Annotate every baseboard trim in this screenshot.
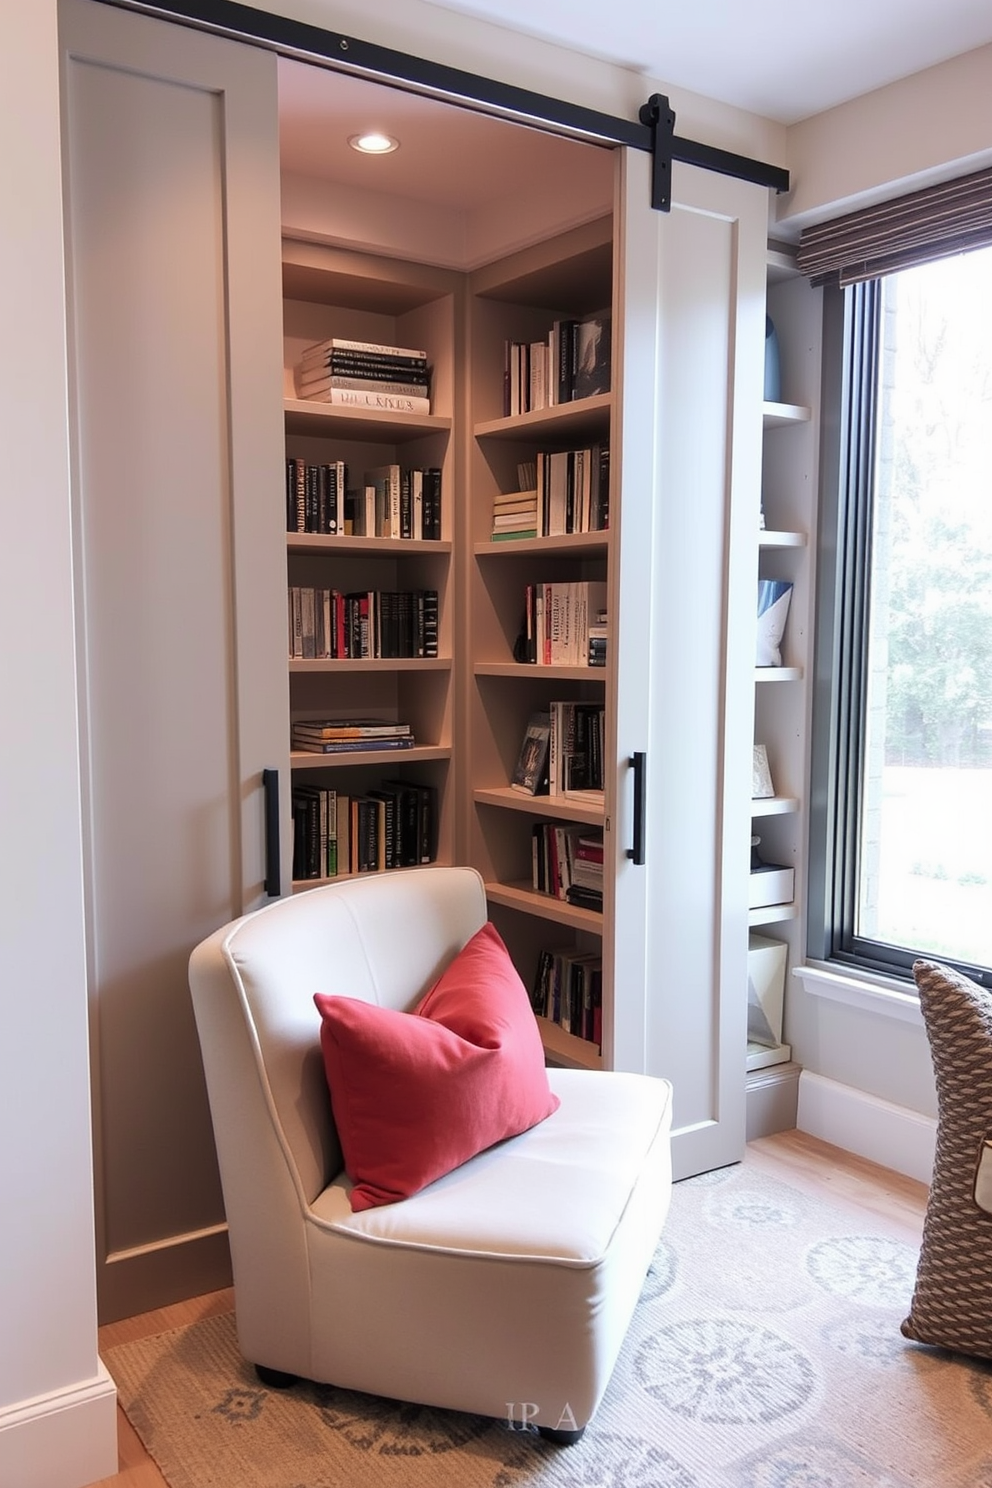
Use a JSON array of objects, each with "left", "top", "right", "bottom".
[
  {"left": 0, "top": 1363, "right": 118, "bottom": 1488},
  {"left": 746, "top": 1059, "right": 801, "bottom": 1141},
  {"left": 99, "top": 1222, "right": 232, "bottom": 1324},
  {"left": 797, "top": 1070, "right": 936, "bottom": 1184}
]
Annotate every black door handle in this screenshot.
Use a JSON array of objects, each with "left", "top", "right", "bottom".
[
  {"left": 262, "top": 768, "right": 280, "bottom": 897},
  {"left": 627, "top": 752, "right": 646, "bottom": 865}
]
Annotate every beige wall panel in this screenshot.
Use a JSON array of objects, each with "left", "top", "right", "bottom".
[{"left": 61, "top": 0, "right": 287, "bottom": 1319}]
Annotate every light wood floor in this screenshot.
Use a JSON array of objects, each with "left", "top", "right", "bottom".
[{"left": 86, "top": 1131, "right": 929, "bottom": 1488}]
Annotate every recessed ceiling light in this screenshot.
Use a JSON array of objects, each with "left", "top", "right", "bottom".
[{"left": 348, "top": 132, "right": 399, "bottom": 155}]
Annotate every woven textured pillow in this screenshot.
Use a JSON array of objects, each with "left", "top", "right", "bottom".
[{"left": 901, "top": 959, "right": 992, "bottom": 1357}]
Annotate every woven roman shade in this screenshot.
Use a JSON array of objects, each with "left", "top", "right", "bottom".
[{"left": 796, "top": 164, "right": 992, "bottom": 285}]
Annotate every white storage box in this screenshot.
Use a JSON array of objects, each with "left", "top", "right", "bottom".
[
  {"left": 748, "top": 864, "right": 794, "bottom": 909},
  {"left": 747, "top": 932, "right": 788, "bottom": 1047}
]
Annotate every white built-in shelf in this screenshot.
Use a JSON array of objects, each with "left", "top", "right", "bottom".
[
  {"left": 754, "top": 666, "right": 803, "bottom": 683},
  {"left": 288, "top": 534, "right": 451, "bottom": 556},
  {"left": 474, "top": 392, "right": 611, "bottom": 442},
  {"left": 758, "top": 529, "right": 806, "bottom": 548},
  {"left": 765, "top": 247, "right": 799, "bottom": 284},
  {"left": 748, "top": 903, "right": 797, "bottom": 928},
  {"left": 289, "top": 657, "right": 451, "bottom": 673},
  {"left": 285, "top": 397, "right": 452, "bottom": 442},
  {"left": 485, "top": 879, "right": 602, "bottom": 932},
  {"left": 538, "top": 1016, "right": 603, "bottom": 1071},
  {"left": 475, "top": 531, "right": 608, "bottom": 557},
  {"left": 473, "top": 786, "right": 604, "bottom": 825},
  {"left": 763, "top": 401, "right": 811, "bottom": 429},
  {"left": 750, "top": 795, "right": 800, "bottom": 817},
  {"left": 475, "top": 662, "right": 607, "bottom": 681},
  {"left": 291, "top": 745, "right": 451, "bottom": 770},
  {"left": 746, "top": 1040, "right": 793, "bottom": 1072}
]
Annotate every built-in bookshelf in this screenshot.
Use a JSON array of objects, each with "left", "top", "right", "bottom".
[
  {"left": 282, "top": 240, "right": 458, "bottom": 891},
  {"left": 746, "top": 244, "right": 822, "bottom": 1112},
  {"left": 466, "top": 219, "right": 613, "bottom": 1072}
]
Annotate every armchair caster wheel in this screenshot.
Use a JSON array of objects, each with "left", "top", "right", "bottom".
[
  {"left": 538, "top": 1425, "right": 586, "bottom": 1445},
  {"left": 255, "top": 1364, "right": 298, "bottom": 1390}
]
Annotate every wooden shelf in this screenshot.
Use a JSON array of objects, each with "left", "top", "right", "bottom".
[
  {"left": 758, "top": 529, "right": 806, "bottom": 548},
  {"left": 748, "top": 903, "right": 798, "bottom": 928},
  {"left": 485, "top": 879, "right": 603, "bottom": 932},
  {"left": 289, "top": 657, "right": 451, "bottom": 673},
  {"left": 537, "top": 1017, "right": 603, "bottom": 1071},
  {"left": 474, "top": 393, "right": 611, "bottom": 442},
  {"left": 475, "top": 661, "right": 606, "bottom": 681},
  {"left": 750, "top": 795, "right": 800, "bottom": 817},
  {"left": 291, "top": 745, "right": 451, "bottom": 770},
  {"left": 473, "top": 785, "right": 604, "bottom": 825},
  {"left": 763, "top": 401, "right": 811, "bottom": 428},
  {"left": 746, "top": 1040, "right": 793, "bottom": 1073},
  {"left": 754, "top": 666, "right": 803, "bottom": 683},
  {"left": 285, "top": 397, "right": 451, "bottom": 442},
  {"left": 475, "top": 531, "right": 608, "bottom": 557},
  {"left": 288, "top": 533, "right": 451, "bottom": 556}
]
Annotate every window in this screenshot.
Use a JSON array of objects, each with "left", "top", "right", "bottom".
[{"left": 810, "top": 245, "right": 992, "bottom": 987}]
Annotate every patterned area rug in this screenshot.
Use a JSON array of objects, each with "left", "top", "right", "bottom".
[{"left": 105, "top": 1155, "right": 992, "bottom": 1487}]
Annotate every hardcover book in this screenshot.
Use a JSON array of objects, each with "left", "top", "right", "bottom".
[{"left": 511, "top": 712, "right": 552, "bottom": 795}]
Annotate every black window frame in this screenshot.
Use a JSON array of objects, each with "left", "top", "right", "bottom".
[{"left": 807, "top": 275, "right": 992, "bottom": 991}]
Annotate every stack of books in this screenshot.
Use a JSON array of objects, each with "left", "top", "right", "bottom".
[
  {"left": 536, "top": 444, "right": 609, "bottom": 535},
  {"left": 491, "top": 489, "right": 538, "bottom": 541},
  {"left": 531, "top": 822, "right": 604, "bottom": 909},
  {"left": 355, "top": 462, "right": 442, "bottom": 540},
  {"left": 530, "top": 946, "right": 603, "bottom": 1046},
  {"left": 291, "top": 778, "right": 437, "bottom": 879},
  {"left": 294, "top": 337, "right": 432, "bottom": 415},
  {"left": 520, "top": 580, "right": 608, "bottom": 666},
  {"left": 288, "top": 586, "right": 438, "bottom": 660},
  {"left": 502, "top": 314, "right": 611, "bottom": 415},
  {"left": 566, "top": 832, "right": 604, "bottom": 911},
  {"left": 286, "top": 457, "right": 347, "bottom": 534},
  {"left": 291, "top": 718, "right": 415, "bottom": 755},
  {"left": 548, "top": 701, "right": 605, "bottom": 800},
  {"left": 588, "top": 608, "right": 608, "bottom": 667}
]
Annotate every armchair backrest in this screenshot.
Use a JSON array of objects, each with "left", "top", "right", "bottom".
[{"left": 189, "top": 866, "right": 488, "bottom": 1209}]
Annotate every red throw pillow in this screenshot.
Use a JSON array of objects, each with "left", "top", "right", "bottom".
[{"left": 313, "top": 922, "right": 559, "bottom": 1210}]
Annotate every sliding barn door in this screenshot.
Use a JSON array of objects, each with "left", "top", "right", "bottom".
[
  {"left": 59, "top": 0, "right": 290, "bottom": 1319},
  {"left": 608, "top": 149, "right": 766, "bottom": 1178}
]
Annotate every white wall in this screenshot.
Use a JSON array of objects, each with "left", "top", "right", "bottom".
[
  {"left": 779, "top": 42, "right": 992, "bottom": 229},
  {"left": 0, "top": 4, "right": 117, "bottom": 1486}
]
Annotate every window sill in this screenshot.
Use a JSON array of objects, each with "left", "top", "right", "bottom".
[{"left": 793, "top": 961, "right": 923, "bottom": 1027}]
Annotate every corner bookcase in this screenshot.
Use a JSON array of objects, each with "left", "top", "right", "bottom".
[
  {"left": 464, "top": 219, "right": 613, "bottom": 1071},
  {"left": 282, "top": 241, "right": 460, "bottom": 885}
]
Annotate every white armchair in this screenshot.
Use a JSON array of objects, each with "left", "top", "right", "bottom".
[{"left": 188, "top": 866, "right": 672, "bottom": 1443}]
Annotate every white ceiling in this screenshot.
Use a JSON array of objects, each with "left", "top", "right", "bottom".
[{"left": 413, "top": 0, "right": 992, "bottom": 125}]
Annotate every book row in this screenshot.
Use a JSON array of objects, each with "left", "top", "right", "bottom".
[
  {"left": 286, "top": 458, "right": 442, "bottom": 540},
  {"left": 531, "top": 947, "right": 603, "bottom": 1048},
  {"left": 288, "top": 586, "right": 439, "bottom": 660},
  {"left": 532, "top": 822, "right": 604, "bottom": 910},
  {"left": 516, "top": 580, "right": 608, "bottom": 667},
  {"left": 491, "top": 446, "right": 609, "bottom": 542},
  {"left": 512, "top": 703, "right": 606, "bottom": 798},
  {"left": 503, "top": 315, "right": 611, "bottom": 417},
  {"left": 291, "top": 780, "right": 438, "bottom": 881}
]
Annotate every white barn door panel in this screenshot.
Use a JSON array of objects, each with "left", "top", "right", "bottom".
[{"left": 610, "top": 150, "right": 766, "bottom": 1178}]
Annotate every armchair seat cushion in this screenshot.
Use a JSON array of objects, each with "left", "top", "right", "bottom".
[
  {"left": 311, "top": 1066, "right": 670, "bottom": 1262},
  {"left": 303, "top": 1067, "right": 674, "bottom": 1424}
]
